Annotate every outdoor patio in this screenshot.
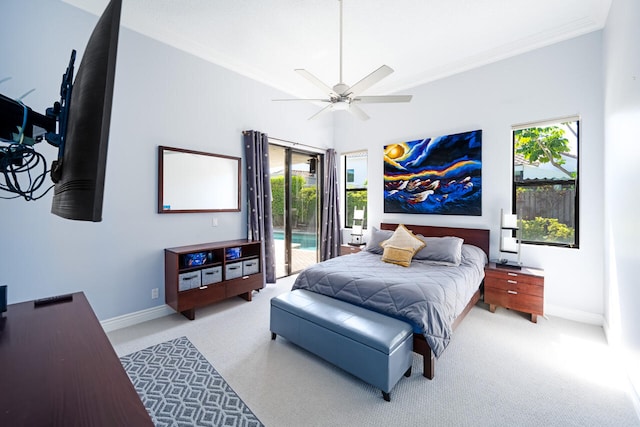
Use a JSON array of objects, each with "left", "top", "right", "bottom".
[{"left": 274, "top": 238, "right": 318, "bottom": 278}]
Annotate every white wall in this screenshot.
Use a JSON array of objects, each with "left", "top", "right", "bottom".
[
  {"left": 0, "top": 0, "right": 621, "bottom": 329},
  {"left": 0, "top": 0, "right": 332, "bottom": 319},
  {"left": 334, "top": 32, "right": 605, "bottom": 323},
  {"left": 602, "top": 0, "right": 640, "bottom": 408}
]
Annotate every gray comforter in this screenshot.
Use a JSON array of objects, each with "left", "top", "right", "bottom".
[{"left": 291, "top": 244, "right": 487, "bottom": 357}]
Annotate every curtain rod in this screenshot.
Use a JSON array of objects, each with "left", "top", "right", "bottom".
[
  {"left": 268, "top": 136, "right": 328, "bottom": 154},
  {"left": 242, "top": 131, "right": 329, "bottom": 154}
]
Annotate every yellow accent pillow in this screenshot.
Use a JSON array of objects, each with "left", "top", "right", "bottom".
[
  {"left": 381, "top": 245, "right": 415, "bottom": 267},
  {"left": 380, "top": 224, "right": 426, "bottom": 256}
]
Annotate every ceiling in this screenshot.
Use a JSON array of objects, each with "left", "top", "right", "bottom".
[{"left": 63, "top": 0, "right": 612, "bottom": 99}]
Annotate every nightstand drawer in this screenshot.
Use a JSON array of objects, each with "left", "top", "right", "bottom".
[
  {"left": 485, "top": 287, "right": 543, "bottom": 315},
  {"left": 340, "top": 245, "right": 363, "bottom": 256},
  {"left": 485, "top": 276, "right": 543, "bottom": 297},
  {"left": 485, "top": 269, "right": 543, "bottom": 286}
]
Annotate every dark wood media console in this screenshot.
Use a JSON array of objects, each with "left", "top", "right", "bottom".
[
  {"left": 0, "top": 292, "right": 152, "bottom": 426},
  {"left": 165, "top": 239, "right": 264, "bottom": 320}
]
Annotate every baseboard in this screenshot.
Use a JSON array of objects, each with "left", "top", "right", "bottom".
[
  {"left": 101, "top": 304, "right": 174, "bottom": 333},
  {"left": 544, "top": 304, "right": 604, "bottom": 326}
]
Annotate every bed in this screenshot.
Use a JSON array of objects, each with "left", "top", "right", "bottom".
[{"left": 291, "top": 223, "right": 489, "bottom": 379}]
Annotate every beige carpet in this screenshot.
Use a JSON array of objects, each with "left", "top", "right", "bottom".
[{"left": 109, "top": 275, "right": 639, "bottom": 426}]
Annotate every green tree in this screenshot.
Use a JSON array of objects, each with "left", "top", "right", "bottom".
[
  {"left": 270, "top": 175, "right": 316, "bottom": 229},
  {"left": 271, "top": 176, "right": 285, "bottom": 227},
  {"left": 289, "top": 175, "right": 306, "bottom": 227},
  {"left": 514, "top": 126, "right": 572, "bottom": 177},
  {"left": 298, "top": 186, "right": 317, "bottom": 228}
]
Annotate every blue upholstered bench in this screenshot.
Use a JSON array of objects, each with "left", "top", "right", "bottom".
[{"left": 270, "top": 289, "right": 413, "bottom": 401}]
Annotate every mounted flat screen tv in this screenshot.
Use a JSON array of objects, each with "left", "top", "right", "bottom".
[
  {"left": 0, "top": 0, "right": 121, "bottom": 221},
  {"left": 51, "top": 0, "right": 121, "bottom": 221},
  {"left": 158, "top": 146, "right": 241, "bottom": 213}
]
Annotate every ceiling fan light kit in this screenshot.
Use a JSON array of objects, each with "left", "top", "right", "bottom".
[
  {"left": 274, "top": 0, "right": 412, "bottom": 121},
  {"left": 332, "top": 101, "right": 350, "bottom": 111}
]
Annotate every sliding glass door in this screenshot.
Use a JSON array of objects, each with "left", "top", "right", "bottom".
[{"left": 269, "top": 144, "right": 321, "bottom": 278}]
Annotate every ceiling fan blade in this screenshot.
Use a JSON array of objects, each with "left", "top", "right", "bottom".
[
  {"left": 343, "top": 65, "right": 394, "bottom": 97},
  {"left": 355, "top": 95, "right": 413, "bottom": 103},
  {"left": 273, "top": 98, "right": 332, "bottom": 102},
  {"left": 348, "top": 104, "right": 370, "bottom": 121},
  {"left": 308, "top": 103, "right": 334, "bottom": 120},
  {"left": 295, "top": 69, "right": 337, "bottom": 97}
]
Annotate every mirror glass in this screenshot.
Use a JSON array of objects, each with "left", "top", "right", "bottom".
[{"left": 158, "top": 146, "right": 241, "bottom": 213}]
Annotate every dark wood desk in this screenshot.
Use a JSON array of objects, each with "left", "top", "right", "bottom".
[{"left": 0, "top": 292, "right": 152, "bottom": 426}]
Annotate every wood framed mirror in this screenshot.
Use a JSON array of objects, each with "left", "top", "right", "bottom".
[{"left": 158, "top": 146, "right": 241, "bottom": 213}]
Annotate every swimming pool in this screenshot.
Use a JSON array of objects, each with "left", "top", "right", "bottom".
[{"left": 273, "top": 230, "right": 317, "bottom": 250}]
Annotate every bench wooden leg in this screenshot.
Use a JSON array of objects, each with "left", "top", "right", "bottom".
[
  {"left": 382, "top": 391, "right": 391, "bottom": 402},
  {"left": 271, "top": 332, "right": 277, "bottom": 340},
  {"left": 404, "top": 366, "right": 412, "bottom": 377}
]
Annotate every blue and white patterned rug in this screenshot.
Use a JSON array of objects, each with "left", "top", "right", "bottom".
[{"left": 120, "top": 336, "right": 264, "bottom": 427}]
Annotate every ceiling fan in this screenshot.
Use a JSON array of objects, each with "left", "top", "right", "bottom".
[{"left": 274, "top": 0, "right": 412, "bottom": 121}]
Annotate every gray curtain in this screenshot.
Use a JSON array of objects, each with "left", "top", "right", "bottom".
[
  {"left": 243, "top": 130, "right": 276, "bottom": 284},
  {"left": 320, "top": 149, "right": 341, "bottom": 260}
]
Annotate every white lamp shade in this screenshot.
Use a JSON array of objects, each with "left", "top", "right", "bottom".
[
  {"left": 501, "top": 236, "right": 519, "bottom": 253},
  {"left": 501, "top": 212, "right": 518, "bottom": 229}
]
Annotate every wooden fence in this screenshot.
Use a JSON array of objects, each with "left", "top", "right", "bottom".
[{"left": 516, "top": 185, "right": 576, "bottom": 227}]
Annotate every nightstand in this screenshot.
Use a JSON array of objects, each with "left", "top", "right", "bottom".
[
  {"left": 484, "top": 262, "right": 544, "bottom": 323},
  {"left": 340, "top": 244, "right": 364, "bottom": 256}
]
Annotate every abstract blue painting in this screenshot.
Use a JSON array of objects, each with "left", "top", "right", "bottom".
[{"left": 384, "top": 129, "right": 482, "bottom": 215}]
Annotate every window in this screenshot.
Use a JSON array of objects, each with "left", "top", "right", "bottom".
[
  {"left": 512, "top": 118, "right": 579, "bottom": 248},
  {"left": 344, "top": 151, "right": 368, "bottom": 229},
  {"left": 346, "top": 168, "right": 355, "bottom": 184}
]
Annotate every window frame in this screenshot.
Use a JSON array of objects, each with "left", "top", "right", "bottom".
[{"left": 511, "top": 117, "right": 580, "bottom": 249}]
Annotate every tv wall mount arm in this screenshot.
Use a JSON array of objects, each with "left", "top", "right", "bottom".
[{"left": 0, "top": 50, "right": 75, "bottom": 199}]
